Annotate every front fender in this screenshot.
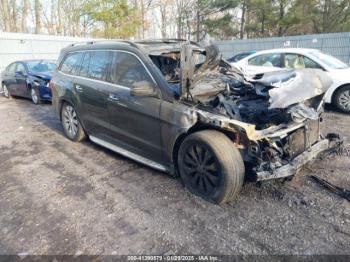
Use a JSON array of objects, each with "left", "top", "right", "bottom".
[
  {"left": 26, "top": 76, "right": 39, "bottom": 86},
  {"left": 324, "top": 81, "right": 350, "bottom": 104}
]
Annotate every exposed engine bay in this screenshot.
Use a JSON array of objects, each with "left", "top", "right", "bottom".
[
  {"left": 149, "top": 44, "right": 331, "bottom": 130},
  {"left": 146, "top": 42, "right": 334, "bottom": 181}
]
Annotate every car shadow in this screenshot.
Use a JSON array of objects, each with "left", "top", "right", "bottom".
[
  {"left": 12, "top": 95, "right": 177, "bottom": 181},
  {"left": 324, "top": 103, "right": 350, "bottom": 116}
]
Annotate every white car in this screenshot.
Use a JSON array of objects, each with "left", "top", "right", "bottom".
[{"left": 231, "top": 48, "right": 350, "bottom": 113}]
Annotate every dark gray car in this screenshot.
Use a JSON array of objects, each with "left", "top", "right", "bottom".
[{"left": 51, "top": 40, "right": 333, "bottom": 204}]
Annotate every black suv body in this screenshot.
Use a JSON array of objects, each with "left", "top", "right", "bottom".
[{"left": 52, "top": 40, "right": 332, "bottom": 204}]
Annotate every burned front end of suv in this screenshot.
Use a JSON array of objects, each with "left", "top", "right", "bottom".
[{"left": 147, "top": 42, "right": 333, "bottom": 182}]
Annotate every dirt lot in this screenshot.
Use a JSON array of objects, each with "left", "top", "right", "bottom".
[{"left": 0, "top": 95, "right": 349, "bottom": 255}]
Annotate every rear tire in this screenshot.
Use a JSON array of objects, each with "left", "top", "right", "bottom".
[
  {"left": 30, "top": 87, "right": 41, "bottom": 105},
  {"left": 61, "top": 102, "right": 86, "bottom": 142},
  {"left": 178, "top": 130, "right": 245, "bottom": 204},
  {"left": 334, "top": 85, "right": 350, "bottom": 113}
]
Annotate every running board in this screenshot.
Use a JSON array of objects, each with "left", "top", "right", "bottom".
[{"left": 89, "top": 136, "right": 168, "bottom": 172}]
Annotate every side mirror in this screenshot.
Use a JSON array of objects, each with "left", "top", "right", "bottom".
[
  {"left": 131, "top": 81, "right": 158, "bottom": 97},
  {"left": 15, "top": 71, "right": 24, "bottom": 76}
]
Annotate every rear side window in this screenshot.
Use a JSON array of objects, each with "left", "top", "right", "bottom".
[
  {"left": 304, "top": 56, "right": 322, "bottom": 69},
  {"left": 110, "top": 52, "right": 153, "bottom": 88},
  {"left": 283, "top": 53, "right": 322, "bottom": 69},
  {"left": 79, "top": 51, "right": 112, "bottom": 81},
  {"left": 60, "top": 52, "right": 83, "bottom": 75},
  {"left": 248, "top": 53, "right": 282, "bottom": 67},
  {"left": 6, "top": 63, "right": 17, "bottom": 74}
]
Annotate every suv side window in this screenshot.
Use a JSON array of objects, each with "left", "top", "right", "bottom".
[
  {"left": 248, "top": 53, "right": 282, "bottom": 67},
  {"left": 60, "top": 52, "right": 83, "bottom": 75},
  {"left": 79, "top": 52, "right": 92, "bottom": 78},
  {"left": 80, "top": 51, "right": 112, "bottom": 81},
  {"left": 110, "top": 52, "right": 153, "bottom": 88}
]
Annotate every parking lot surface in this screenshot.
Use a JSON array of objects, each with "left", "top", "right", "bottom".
[{"left": 0, "top": 96, "right": 349, "bottom": 255}]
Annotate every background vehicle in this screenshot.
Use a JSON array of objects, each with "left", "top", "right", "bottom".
[
  {"left": 231, "top": 48, "right": 350, "bottom": 113},
  {"left": 52, "top": 41, "right": 331, "bottom": 204},
  {"left": 227, "top": 51, "right": 256, "bottom": 63},
  {"left": 1, "top": 60, "right": 56, "bottom": 104}
]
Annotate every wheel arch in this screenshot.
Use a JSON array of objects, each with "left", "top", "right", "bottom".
[
  {"left": 58, "top": 98, "right": 67, "bottom": 121},
  {"left": 58, "top": 97, "right": 76, "bottom": 120},
  {"left": 26, "top": 77, "right": 38, "bottom": 90},
  {"left": 27, "top": 83, "right": 33, "bottom": 95},
  {"left": 59, "top": 98, "right": 87, "bottom": 133},
  {"left": 331, "top": 83, "right": 350, "bottom": 104},
  {"left": 171, "top": 123, "right": 239, "bottom": 175}
]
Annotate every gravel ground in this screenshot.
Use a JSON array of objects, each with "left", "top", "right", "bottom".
[{"left": 0, "top": 96, "right": 349, "bottom": 255}]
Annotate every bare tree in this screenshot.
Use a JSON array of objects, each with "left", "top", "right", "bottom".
[
  {"left": 240, "top": 0, "right": 247, "bottom": 39},
  {"left": 70, "top": 0, "right": 82, "bottom": 36},
  {"left": 41, "top": 0, "right": 56, "bottom": 34},
  {"left": 56, "top": 0, "right": 63, "bottom": 34},
  {"left": 134, "top": 0, "right": 155, "bottom": 39},
  {"left": 21, "top": 0, "right": 29, "bottom": 32},
  {"left": 158, "top": 0, "right": 170, "bottom": 38},
  {"left": 10, "top": 0, "right": 18, "bottom": 31},
  {"left": 161, "top": 14, "right": 166, "bottom": 38},
  {"left": 196, "top": 0, "right": 200, "bottom": 41},
  {"left": 34, "top": 0, "right": 41, "bottom": 34},
  {"left": 175, "top": 0, "right": 193, "bottom": 39},
  {"left": 140, "top": 0, "right": 145, "bottom": 39},
  {"left": 1, "top": 0, "right": 11, "bottom": 31}
]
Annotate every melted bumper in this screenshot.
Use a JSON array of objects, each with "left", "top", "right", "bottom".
[{"left": 256, "top": 139, "right": 329, "bottom": 181}]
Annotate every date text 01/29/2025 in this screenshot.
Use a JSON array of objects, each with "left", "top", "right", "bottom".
[{"left": 127, "top": 255, "right": 219, "bottom": 261}]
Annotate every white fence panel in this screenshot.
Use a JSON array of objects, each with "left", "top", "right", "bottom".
[{"left": 0, "top": 32, "right": 94, "bottom": 73}]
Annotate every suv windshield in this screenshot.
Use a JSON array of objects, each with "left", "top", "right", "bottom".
[
  {"left": 309, "top": 51, "right": 348, "bottom": 69},
  {"left": 26, "top": 60, "right": 57, "bottom": 73}
]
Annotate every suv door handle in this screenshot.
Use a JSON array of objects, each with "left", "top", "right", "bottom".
[
  {"left": 75, "top": 84, "right": 83, "bottom": 92},
  {"left": 108, "top": 94, "right": 120, "bottom": 101}
]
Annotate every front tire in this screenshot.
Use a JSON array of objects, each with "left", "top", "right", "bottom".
[
  {"left": 334, "top": 86, "right": 350, "bottom": 113},
  {"left": 2, "top": 84, "right": 11, "bottom": 98},
  {"left": 178, "top": 130, "right": 245, "bottom": 204},
  {"left": 30, "top": 87, "right": 41, "bottom": 105},
  {"left": 61, "top": 103, "right": 86, "bottom": 142}
]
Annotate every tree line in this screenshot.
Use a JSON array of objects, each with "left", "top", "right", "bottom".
[{"left": 0, "top": 0, "right": 350, "bottom": 40}]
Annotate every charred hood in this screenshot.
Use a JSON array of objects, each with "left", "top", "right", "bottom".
[{"left": 146, "top": 42, "right": 332, "bottom": 129}]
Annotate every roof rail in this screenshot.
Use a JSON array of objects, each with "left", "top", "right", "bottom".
[
  {"left": 135, "top": 38, "right": 201, "bottom": 47},
  {"left": 68, "top": 38, "right": 202, "bottom": 49},
  {"left": 136, "top": 38, "right": 187, "bottom": 43},
  {"left": 69, "top": 40, "right": 139, "bottom": 48},
  {"left": 70, "top": 41, "right": 94, "bottom": 47}
]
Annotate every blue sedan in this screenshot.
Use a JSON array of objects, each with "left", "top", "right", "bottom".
[{"left": 1, "top": 60, "right": 56, "bottom": 104}]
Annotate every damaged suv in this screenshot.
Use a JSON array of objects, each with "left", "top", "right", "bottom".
[{"left": 52, "top": 40, "right": 332, "bottom": 204}]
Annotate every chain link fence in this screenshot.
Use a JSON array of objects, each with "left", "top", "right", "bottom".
[{"left": 215, "top": 32, "right": 350, "bottom": 64}]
